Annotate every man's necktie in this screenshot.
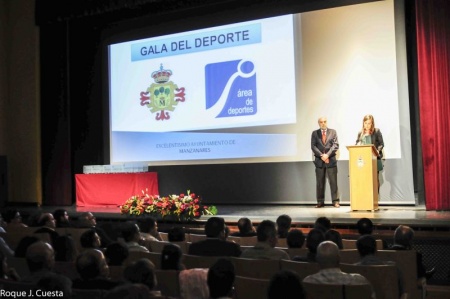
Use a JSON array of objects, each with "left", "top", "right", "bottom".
[{"left": 322, "top": 130, "right": 326, "bottom": 144}]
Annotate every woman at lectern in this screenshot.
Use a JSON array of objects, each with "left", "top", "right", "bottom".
[{"left": 356, "top": 115, "right": 385, "bottom": 191}]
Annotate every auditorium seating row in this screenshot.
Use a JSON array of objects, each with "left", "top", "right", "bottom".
[
  {"left": 1, "top": 226, "right": 382, "bottom": 252},
  {"left": 0, "top": 228, "right": 433, "bottom": 299},
  {"left": 4, "top": 247, "right": 446, "bottom": 299},
  {"left": 161, "top": 232, "right": 384, "bottom": 250},
  {"left": 7, "top": 249, "right": 411, "bottom": 299}
]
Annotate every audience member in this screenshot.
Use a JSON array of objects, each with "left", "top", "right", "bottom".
[
  {"left": 53, "top": 209, "right": 71, "bottom": 228},
  {"left": 314, "top": 216, "right": 331, "bottom": 233},
  {"left": 356, "top": 217, "right": 388, "bottom": 249},
  {"left": 36, "top": 273, "right": 73, "bottom": 299},
  {"left": 0, "top": 213, "right": 6, "bottom": 232},
  {"left": 14, "top": 235, "right": 40, "bottom": 258},
  {"left": 161, "top": 243, "right": 185, "bottom": 270},
  {"left": 53, "top": 235, "right": 78, "bottom": 262},
  {"left": 104, "top": 283, "right": 153, "bottom": 299},
  {"left": 34, "top": 212, "right": 60, "bottom": 245},
  {"left": 389, "top": 225, "right": 433, "bottom": 280},
  {"left": 179, "top": 268, "right": 209, "bottom": 299},
  {"left": 268, "top": 269, "right": 305, "bottom": 299},
  {"left": 303, "top": 241, "right": 374, "bottom": 298},
  {"left": 188, "top": 217, "right": 241, "bottom": 257},
  {"left": 292, "top": 228, "right": 325, "bottom": 262},
  {"left": 168, "top": 226, "right": 186, "bottom": 242},
  {"left": 2, "top": 209, "right": 28, "bottom": 229},
  {"left": 0, "top": 250, "right": 20, "bottom": 281},
  {"left": 356, "top": 235, "right": 385, "bottom": 264},
  {"left": 137, "top": 216, "right": 162, "bottom": 241},
  {"left": 276, "top": 214, "right": 292, "bottom": 238},
  {"left": 0, "top": 235, "right": 14, "bottom": 257},
  {"left": 286, "top": 229, "right": 305, "bottom": 248},
  {"left": 356, "top": 217, "right": 374, "bottom": 235},
  {"left": 325, "top": 229, "right": 343, "bottom": 249},
  {"left": 356, "top": 234, "right": 404, "bottom": 297},
  {"left": 72, "top": 248, "right": 120, "bottom": 289},
  {"left": 22, "top": 241, "right": 56, "bottom": 284},
  {"left": 123, "top": 258, "right": 162, "bottom": 297},
  {"left": 207, "top": 258, "right": 235, "bottom": 299},
  {"left": 77, "top": 212, "right": 113, "bottom": 247},
  {"left": 240, "top": 219, "right": 290, "bottom": 260},
  {"left": 231, "top": 217, "right": 257, "bottom": 237},
  {"left": 77, "top": 212, "right": 97, "bottom": 228},
  {"left": 121, "top": 222, "right": 150, "bottom": 252},
  {"left": 104, "top": 242, "right": 129, "bottom": 266},
  {"left": 80, "top": 228, "right": 103, "bottom": 251}
]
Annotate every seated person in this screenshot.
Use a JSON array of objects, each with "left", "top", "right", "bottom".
[
  {"left": 268, "top": 270, "right": 305, "bottom": 299},
  {"left": 80, "top": 229, "right": 103, "bottom": 251},
  {"left": 161, "top": 243, "right": 185, "bottom": 270},
  {"left": 37, "top": 273, "right": 73, "bottom": 299},
  {"left": 0, "top": 236, "right": 14, "bottom": 257},
  {"left": 0, "top": 250, "right": 20, "bottom": 281},
  {"left": 34, "top": 212, "right": 60, "bottom": 245},
  {"left": 286, "top": 229, "right": 305, "bottom": 249},
  {"left": 314, "top": 216, "right": 331, "bottom": 233},
  {"left": 123, "top": 258, "right": 162, "bottom": 297},
  {"left": 2, "top": 209, "right": 28, "bottom": 229},
  {"left": 77, "top": 212, "right": 113, "bottom": 247},
  {"left": 53, "top": 209, "right": 71, "bottom": 228},
  {"left": 389, "top": 225, "right": 433, "bottom": 280},
  {"left": 72, "top": 248, "right": 120, "bottom": 289},
  {"left": 121, "top": 222, "right": 150, "bottom": 253},
  {"left": 231, "top": 217, "right": 257, "bottom": 237},
  {"left": 356, "top": 217, "right": 388, "bottom": 249},
  {"left": 104, "top": 242, "right": 129, "bottom": 266},
  {"left": 276, "top": 214, "right": 292, "bottom": 238},
  {"left": 325, "top": 229, "right": 343, "bottom": 249},
  {"left": 207, "top": 258, "right": 235, "bottom": 299},
  {"left": 303, "top": 241, "right": 375, "bottom": 298},
  {"left": 356, "top": 234, "right": 404, "bottom": 297},
  {"left": 21, "top": 241, "right": 56, "bottom": 284},
  {"left": 292, "top": 228, "right": 325, "bottom": 262},
  {"left": 240, "top": 219, "right": 290, "bottom": 260},
  {"left": 137, "top": 217, "right": 162, "bottom": 241},
  {"left": 188, "top": 217, "right": 241, "bottom": 257},
  {"left": 168, "top": 226, "right": 186, "bottom": 242},
  {"left": 104, "top": 283, "right": 154, "bottom": 299}
]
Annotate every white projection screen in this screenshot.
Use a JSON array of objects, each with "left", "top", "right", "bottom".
[{"left": 108, "top": 0, "right": 415, "bottom": 204}]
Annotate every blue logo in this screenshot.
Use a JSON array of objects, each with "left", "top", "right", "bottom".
[{"left": 205, "top": 60, "right": 257, "bottom": 118}]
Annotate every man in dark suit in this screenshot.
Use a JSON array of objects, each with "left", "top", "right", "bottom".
[
  {"left": 188, "top": 217, "right": 241, "bottom": 257},
  {"left": 311, "top": 117, "right": 340, "bottom": 208}
]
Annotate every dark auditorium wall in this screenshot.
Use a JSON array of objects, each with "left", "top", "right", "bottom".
[{"left": 0, "top": 0, "right": 42, "bottom": 205}]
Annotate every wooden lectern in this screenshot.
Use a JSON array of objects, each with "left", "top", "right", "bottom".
[{"left": 346, "top": 145, "right": 379, "bottom": 211}]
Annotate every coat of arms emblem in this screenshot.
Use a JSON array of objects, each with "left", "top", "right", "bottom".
[{"left": 139, "top": 64, "right": 186, "bottom": 120}]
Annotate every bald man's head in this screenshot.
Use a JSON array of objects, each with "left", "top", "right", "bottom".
[
  {"left": 79, "top": 212, "right": 97, "bottom": 227},
  {"left": 316, "top": 241, "right": 340, "bottom": 269},
  {"left": 25, "top": 241, "right": 55, "bottom": 272},
  {"left": 38, "top": 213, "right": 56, "bottom": 228},
  {"left": 76, "top": 248, "right": 109, "bottom": 280}
]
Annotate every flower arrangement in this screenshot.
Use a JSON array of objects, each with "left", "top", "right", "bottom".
[{"left": 119, "top": 189, "right": 218, "bottom": 221}]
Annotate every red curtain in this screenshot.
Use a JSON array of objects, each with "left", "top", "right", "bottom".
[{"left": 416, "top": 0, "right": 450, "bottom": 210}]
